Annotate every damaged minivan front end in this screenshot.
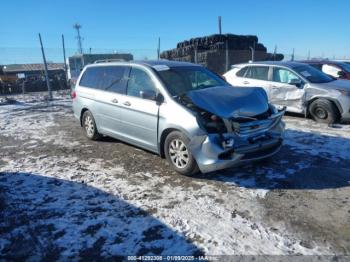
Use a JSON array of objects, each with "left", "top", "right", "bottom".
[{"left": 178, "top": 86, "right": 285, "bottom": 173}]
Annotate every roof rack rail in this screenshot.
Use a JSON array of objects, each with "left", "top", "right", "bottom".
[{"left": 93, "top": 59, "right": 127, "bottom": 64}]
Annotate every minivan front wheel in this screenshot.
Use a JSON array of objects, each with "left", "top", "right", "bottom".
[
  {"left": 82, "top": 110, "right": 101, "bottom": 140},
  {"left": 309, "top": 99, "right": 339, "bottom": 124},
  {"left": 164, "top": 131, "right": 199, "bottom": 176}
]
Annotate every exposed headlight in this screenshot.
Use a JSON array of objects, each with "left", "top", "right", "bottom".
[
  {"left": 222, "top": 137, "right": 234, "bottom": 149},
  {"left": 196, "top": 112, "right": 227, "bottom": 134}
]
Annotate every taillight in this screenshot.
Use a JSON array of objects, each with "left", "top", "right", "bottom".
[{"left": 71, "top": 90, "right": 77, "bottom": 99}]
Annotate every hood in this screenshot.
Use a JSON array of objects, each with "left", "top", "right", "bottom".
[
  {"left": 317, "top": 79, "right": 350, "bottom": 91},
  {"left": 185, "top": 86, "right": 269, "bottom": 119}
]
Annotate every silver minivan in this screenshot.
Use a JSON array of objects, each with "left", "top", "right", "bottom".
[
  {"left": 72, "top": 61, "right": 285, "bottom": 175},
  {"left": 224, "top": 61, "right": 350, "bottom": 124}
]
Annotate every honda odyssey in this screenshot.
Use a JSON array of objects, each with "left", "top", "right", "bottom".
[{"left": 72, "top": 61, "right": 285, "bottom": 175}]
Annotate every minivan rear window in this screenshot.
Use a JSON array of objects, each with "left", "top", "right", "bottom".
[{"left": 79, "top": 66, "right": 129, "bottom": 93}]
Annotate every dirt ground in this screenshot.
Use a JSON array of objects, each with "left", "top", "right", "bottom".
[{"left": 0, "top": 92, "right": 349, "bottom": 260}]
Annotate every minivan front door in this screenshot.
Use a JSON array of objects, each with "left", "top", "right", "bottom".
[
  {"left": 118, "top": 67, "right": 159, "bottom": 152},
  {"left": 269, "top": 67, "right": 305, "bottom": 113}
]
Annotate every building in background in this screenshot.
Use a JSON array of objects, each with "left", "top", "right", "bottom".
[{"left": 1, "top": 63, "right": 66, "bottom": 94}]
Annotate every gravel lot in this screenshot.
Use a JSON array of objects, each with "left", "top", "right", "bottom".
[{"left": 0, "top": 91, "right": 349, "bottom": 260}]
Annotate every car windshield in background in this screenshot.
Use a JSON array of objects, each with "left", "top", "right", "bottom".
[
  {"left": 156, "top": 66, "right": 226, "bottom": 96},
  {"left": 293, "top": 65, "right": 335, "bottom": 83}
]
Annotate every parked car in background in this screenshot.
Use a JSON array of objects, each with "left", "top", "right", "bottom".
[
  {"left": 300, "top": 60, "right": 350, "bottom": 80},
  {"left": 224, "top": 61, "right": 350, "bottom": 124},
  {"left": 335, "top": 59, "right": 350, "bottom": 66},
  {"left": 72, "top": 60, "right": 285, "bottom": 175}
]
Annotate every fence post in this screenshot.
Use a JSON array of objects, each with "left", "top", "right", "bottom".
[
  {"left": 22, "top": 80, "right": 25, "bottom": 94},
  {"left": 62, "top": 34, "right": 68, "bottom": 86},
  {"left": 194, "top": 45, "right": 198, "bottom": 64},
  {"left": 38, "top": 33, "right": 52, "bottom": 100}
]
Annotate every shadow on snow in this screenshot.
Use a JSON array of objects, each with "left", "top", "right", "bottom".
[{"left": 0, "top": 172, "right": 202, "bottom": 260}]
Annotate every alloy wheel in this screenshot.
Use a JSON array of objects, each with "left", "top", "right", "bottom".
[
  {"left": 169, "top": 139, "right": 189, "bottom": 168},
  {"left": 315, "top": 107, "right": 328, "bottom": 119},
  {"left": 84, "top": 115, "right": 95, "bottom": 137}
]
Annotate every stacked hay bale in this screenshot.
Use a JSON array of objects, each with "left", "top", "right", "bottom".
[{"left": 160, "top": 34, "right": 283, "bottom": 74}]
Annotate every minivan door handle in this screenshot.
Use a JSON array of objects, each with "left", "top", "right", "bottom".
[
  {"left": 123, "top": 101, "right": 131, "bottom": 106},
  {"left": 243, "top": 81, "right": 250, "bottom": 84},
  {"left": 111, "top": 98, "right": 118, "bottom": 103}
]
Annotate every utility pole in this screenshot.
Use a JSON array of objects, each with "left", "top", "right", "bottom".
[
  {"left": 291, "top": 48, "right": 295, "bottom": 61},
  {"left": 194, "top": 44, "right": 198, "bottom": 64},
  {"left": 39, "top": 33, "right": 52, "bottom": 100},
  {"left": 157, "top": 37, "right": 160, "bottom": 60},
  {"left": 225, "top": 37, "right": 229, "bottom": 71},
  {"left": 307, "top": 50, "right": 310, "bottom": 60},
  {"left": 249, "top": 46, "right": 255, "bottom": 62},
  {"left": 218, "top": 16, "right": 222, "bottom": 35},
  {"left": 62, "top": 34, "right": 68, "bottom": 84},
  {"left": 73, "top": 23, "right": 83, "bottom": 54},
  {"left": 273, "top": 45, "right": 277, "bottom": 61}
]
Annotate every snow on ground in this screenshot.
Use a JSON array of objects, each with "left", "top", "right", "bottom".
[
  {"left": 0, "top": 92, "right": 349, "bottom": 259},
  {"left": 0, "top": 92, "right": 79, "bottom": 147},
  {"left": 2, "top": 155, "right": 324, "bottom": 257},
  {"left": 284, "top": 116, "right": 350, "bottom": 161}
]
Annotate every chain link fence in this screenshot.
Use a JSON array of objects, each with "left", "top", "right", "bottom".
[
  {"left": 1, "top": 45, "right": 348, "bottom": 96},
  {"left": 0, "top": 47, "right": 158, "bottom": 95}
]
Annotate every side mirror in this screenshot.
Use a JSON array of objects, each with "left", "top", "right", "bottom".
[
  {"left": 156, "top": 93, "right": 164, "bottom": 105},
  {"left": 288, "top": 78, "right": 302, "bottom": 88},
  {"left": 140, "top": 90, "right": 157, "bottom": 100}
]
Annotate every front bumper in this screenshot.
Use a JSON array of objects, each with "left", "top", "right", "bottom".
[
  {"left": 189, "top": 110, "right": 285, "bottom": 173},
  {"left": 336, "top": 94, "right": 350, "bottom": 122}
]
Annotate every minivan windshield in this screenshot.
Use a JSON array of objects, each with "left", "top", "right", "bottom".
[
  {"left": 156, "top": 66, "right": 227, "bottom": 96},
  {"left": 293, "top": 65, "right": 335, "bottom": 83}
]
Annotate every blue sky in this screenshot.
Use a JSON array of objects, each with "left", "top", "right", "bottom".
[{"left": 0, "top": 0, "right": 349, "bottom": 63}]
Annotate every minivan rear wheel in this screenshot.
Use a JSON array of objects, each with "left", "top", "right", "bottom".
[
  {"left": 309, "top": 99, "right": 339, "bottom": 124},
  {"left": 82, "top": 110, "right": 101, "bottom": 140},
  {"left": 164, "top": 131, "right": 199, "bottom": 176}
]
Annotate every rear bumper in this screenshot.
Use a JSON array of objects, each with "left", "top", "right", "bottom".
[{"left": 189, "top": 111, "right": 285, "bottom": 173}]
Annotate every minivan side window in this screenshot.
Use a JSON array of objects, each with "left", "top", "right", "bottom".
[
  {"left": 273, "top": 67, "right": 300, "bottom": 84},
  {"left": 127, "top": 68, "right": 156, "bottom": 99},
  {"left": 245, "top": 66, "right": 269, "bottom": 80},
  {"left": 79, "top": 66, "right": 128, "bottom": 94}
]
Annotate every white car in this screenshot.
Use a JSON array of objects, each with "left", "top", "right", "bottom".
[{"left": 224, "top": 61, "right": 350, "bottom": 124}]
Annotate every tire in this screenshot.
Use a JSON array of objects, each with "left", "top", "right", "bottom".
[
  {"left": 164, "top": 131, "right": 199, "bottom": 176},
  {"left": 309, "top": 99, "right": 340, "bottom": 124},
  {"left": 82, "top": 110, "right": 101, "bottom": 140}
]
